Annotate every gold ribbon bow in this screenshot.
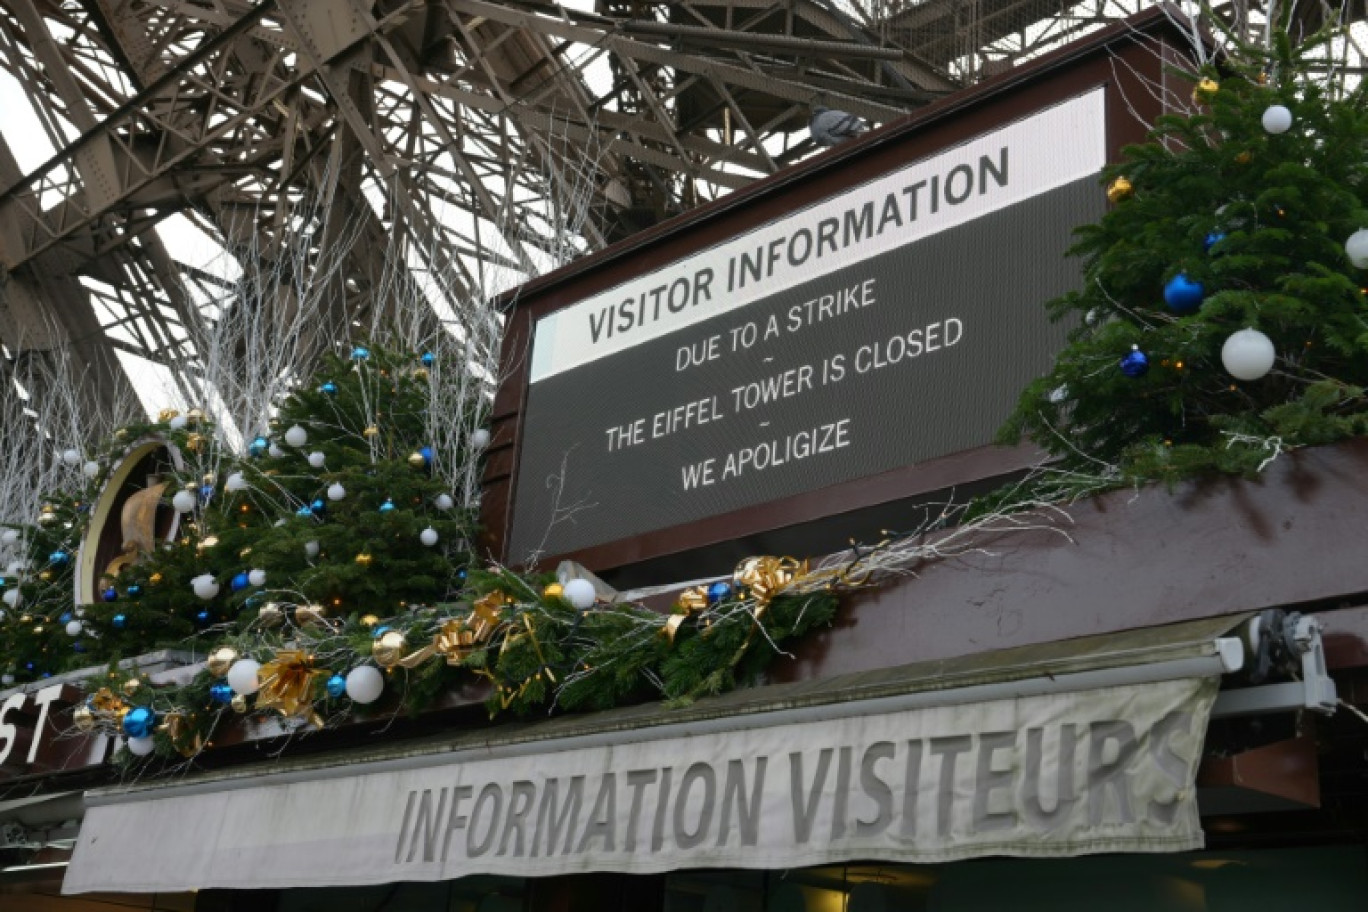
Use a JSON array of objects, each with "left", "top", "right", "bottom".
[
  {"left": 255, "top": 650, "right": 325, "bottom": 727},
  {"left": 733, "top": 556, "right": 808, "bottom": 618},
  {"left": 90, "top": 687, "right": 125, "bottom": 715},
  {"left": 158, "top": 711, "right": 203, "bottom": 757}
]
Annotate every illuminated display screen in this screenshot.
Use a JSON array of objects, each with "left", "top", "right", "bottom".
[{"left": 508, "top": 89, "right": 1107, "bottom": 563}]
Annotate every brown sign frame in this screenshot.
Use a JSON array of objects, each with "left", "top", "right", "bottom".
[{"left": 482, "top": 11, "right": 1187, "bottom": 574}]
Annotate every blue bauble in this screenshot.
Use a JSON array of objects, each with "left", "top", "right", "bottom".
[
  {"left": 199, "top": 484, "right": 214, "bottom": 504},
  {"left": 60, "top": 612, "right": 72, "bottom": 624},
  {"left": 351, "top": 346, "right": 371, "bottom": 361},
  {"left": 319, "top": 381, "right": 339, "bottom": 395},
  {"left": 127, "top": 584, "right": 143, "bottom": 597},
  {"left": 249, "top": 436, "right": 270, "bottom": 457},
  {"left": 326, "top": 674, "right": 347, "bottom": 699},
  {"left": 112, "top": 613, "right": 127, "bottom": 629},
  {"left": 72, "top": 641, "right": 85, "bottom": 654},
  {"left": 1163, "top": 273, "right": 1205, "bottom": 312},
  {"left": 457, "top": 567, "right": 468, "bottom": 581},
  {"left": 1203, "top": 231, "right": 1226, "bottom": 252},
  {"left": 311, "top": 499, "right": 327, "bottom": 516},
  {"left": 49, "top": 550, "right": 69, "bottom": 567},
  {"left": 0, "top": 577, "right": 6, "bottom": 588},
  {"left": 706, "top": 580, "right": 732, "bottom": 604},
  {"left": 103, "top": 586, "right": 119, "bottom": 602},
  {"left": 378, "top": 499, "right": 395, "bottom": 513},
  {"left": 195, "top": 610, "right": 211, "bottom": 626},
  {"left": 1120, "top": 346, "right": 1150, "bottom": 378},
  {"left": 230, "top": 572, "right": 250, "bottom": 592},
  {"left": 420, "top": 352, "right": 436, "bottom": 367},
  {"left": 23, "top": 662, "right": 34, "bottom": 671},
  {"left": 209, "top": 682, "right": 234, "bottom": 704},
  {"left": 372, "top": 625, "right": 391, "bottom": 639},
  {"left": 296, "top": 505, "right": 314, "bottom": 518},
  {"left": 122, "top": 706, "right": 155, "bottom": 739},
  {"left": 419, "top": 446, "right": 434, "bottom": 465}
]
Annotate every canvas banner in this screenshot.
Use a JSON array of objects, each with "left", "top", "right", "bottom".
[{"left": 65, "top": 676, "right": 1217, "bottom": 893}]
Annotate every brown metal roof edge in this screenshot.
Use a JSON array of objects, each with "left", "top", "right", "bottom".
[
  {"left": 494, "top": 4, "right": 1196, "bottom": 313},
  {"left": 85, "top": 611, "right": 1248, "bottom": 802}
]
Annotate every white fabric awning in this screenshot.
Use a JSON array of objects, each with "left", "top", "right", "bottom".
[{"left": 64, "top": 615, "right": 1244, "bottom": 894}]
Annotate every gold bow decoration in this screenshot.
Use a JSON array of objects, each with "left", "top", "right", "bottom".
[
  {"left": 733, "top": 556, "right": 808, "bottom": 615},
  {"left": 158, "top": 711, "right": 203, "bottom": 757},
  {"left": 255, "top": 650, "right": 325, "bottom": 727},
  {"left": 89, "top": 687, "right": 128, "bottom": 720}
]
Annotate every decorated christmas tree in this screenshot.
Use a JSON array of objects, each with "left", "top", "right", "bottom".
[{"left": 1002, "top": 19, "right": 1368, "bottom": 485}]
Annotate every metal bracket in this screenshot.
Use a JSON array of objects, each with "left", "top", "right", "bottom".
[{"left": 1212, "top": 613, "right": 1338, "bottom": 718}]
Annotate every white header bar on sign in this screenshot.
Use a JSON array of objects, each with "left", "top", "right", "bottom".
[
  {"left": 530, "top": 87, "right": 1106, "bottom": 383},
  {"left": 64, "top": 675, "right": 1215, "bottom": 894}
]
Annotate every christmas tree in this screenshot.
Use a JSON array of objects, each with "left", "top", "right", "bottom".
[{"left": 1001, "top": 19, "right": 1368, "bottom": 485}]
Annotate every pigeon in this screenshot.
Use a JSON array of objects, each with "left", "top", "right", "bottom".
[{"left": 810, "top": 105, "right": 867, "bottom": 146}]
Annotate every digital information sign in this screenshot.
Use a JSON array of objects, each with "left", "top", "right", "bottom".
[{"left": 508, "top": 89, "right": 1107, "bottom": 563}]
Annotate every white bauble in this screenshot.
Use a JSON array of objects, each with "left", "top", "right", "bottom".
[
  {"left": 126, "top": 736, "right": 156, "bottom": 757},
  {"left": 169, "top": 415, "right": 188, "bottom": 431},
  {"left": 327, "top": 482, "right": 346, "bottom": 501},
  {"left": 268, "top": 443, "right": 285, "bottom": 459},
  {"left": 563, "top": 578, "right": 596, "bottom": 610},
  {"left": 420, "top": 527, "right": 439, "bottom": 547},
  {"left": 225, "top": 472, "right": 247, "bottom": 493},
  {"left": 65, "top": 619, "right": 83, "bottom": 636},
  {"left": 2, "top": 589, "right": 20, "bottom": 608},
  {"left": 434, "top": 493, "right": 454, "bottom": 511},
  {"left": 308, "top": 451, "right": 326, "bottom": 468},
  {"left": 82, "top": 460, "right": 101, "bottom": 478},
  {"left": 248, "top": 568, "right": 267, "bottom": 587},
  {"left": 191, "top": 574, "right": 220, "bottom": 600},
  {"left": 1262, "top": 104, "right": 1293, "bottom": 134},
  {"left": 226, "top": 658, "right": 262, "bottom": 695},
  {"left": 345, "top": 665, "right": 385, "bottom": 704},
  {"left": 0, "top": 674, "right": 12, "bottom": 686},
  {"left": 1, "top": 530, "right": 17, "bottom": 545},
  {"left": 284, "top": 425, "right": 308, "bottom": 447},
  {"left": 172, "top": 489, "right": 198, "bottom": 513},
  {"left": 61, "top": 448, "right": 81, "bottom": 466},
  {"left": 1346, "top": 229, "right": 1368, "bottom": 269},
  {"left": 1222, "top": 328, "right": 1277, "bottom": 381},
  {"left": 304, "top": 540, "right": 320, "bottom": 559},
  {"left": 470, "top": 428, "right": 491, "bottom": 450}
]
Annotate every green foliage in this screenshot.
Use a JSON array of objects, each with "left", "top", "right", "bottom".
[{"left": 1001, "top": 22, "right": 1368, "bottom": 487}]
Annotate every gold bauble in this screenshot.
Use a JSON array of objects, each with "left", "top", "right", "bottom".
[
  {"left": 32, "top": 625, "right": 44, "bottom": 635},
  {"left": 185, "top": 433, "right": 205, "bottom": 452},
  {"left": 38, "top": 570, "right": 52, "bottom": 582},
  {"left": 202, "top": 473, "right": 216, "bottom": 485},
  {"left": 363, "top": 425, "right": 380, "bottom": 438},
  {"left": 157, "top": 408, "right": 180, "bottom": 423},
  {"left": 360, "top": 614, "right": 380, "bottom": 628},
  {"left": 355, "top": 552, "right": 373, "bottom": 568},
  {"left": 1191, "top": 77, "right": 1219, "bottom": 105},
  {"left": 1105, "top": 176, "right": 1133, "bottom": 204},
  {"left": 407, "top": 452, "right": 426, "bottom": 467},
  {"left": 149, "top": 572, "right": 163, "bottom": 585},
  {"left": 37, "top": 510, "right": 56, "bottom": 525},
  {"left": 230, "top": 694, "right": 248, "bottom": 713},
  {"left": 1235, "top": 150, "right": 1253, "bottom": 165},
  {"left": 543, "top": 582, "right": 564, "bottom": 599},
  {"left": 121, "top": 678, "right": 142, "bottom": 698},
  {"left": 198, "top": 535, "right": 219, "bottom": 550},
  {"left": 19, "top": 615, "right": 31, "bottom": 624},
  {"left": 187, "top": 408, "right": 206, "bottom": 424},
  {"left": 206, "top": 646, "right": 240, "bottom": 677},
  {"left": 239, "top": 547, "right": 252, "bottom": 557},
  {"left": 295, "top": 604, "right": 328, "bottom": 627},
  {"left": 258, "top": 602, "right": 284, "bottom": 627},
  {"left": 114, "top": 428, "right": 128, "bottom": 440},
  {"left": 373, "top": 630, "right": 408, "bottom": 668},
  {"left": 73, "top": 704, "right": 95, "bottom": 732},
  {"left": 413, "top": 367, "right": 429, "bottom": 381}
]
